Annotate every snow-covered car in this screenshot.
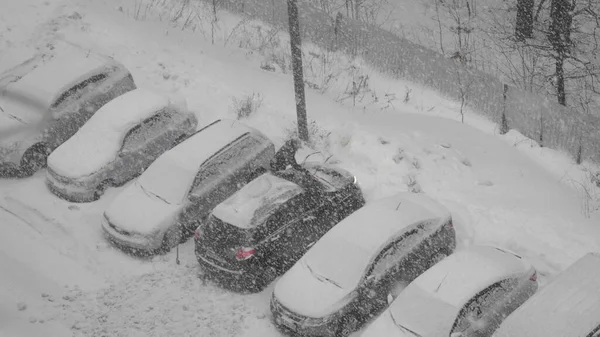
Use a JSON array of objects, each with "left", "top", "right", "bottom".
[
  {"left": 0, "top": 42, "right": 136, "bottom": 178},
  {"left": 270, "top": 192, "right": 456, "bottom": 337},
  {"left": 492, "top": 252, "right": 600, "bottom": 337},
  {"left": 360, "top": 245, "right": 538, "bottom": 337},
  {"left": 101, "top": 119, "right": 275, "bottom": 255},
  {"left": 194, "top": 163, "right": 365, "bottom": 292},
  {"left": 45, "top": 88, "right": 197, "bottom": 202}
]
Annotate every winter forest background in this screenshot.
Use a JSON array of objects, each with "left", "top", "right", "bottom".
[{"left": 184, "top": 0, "right": 600, "bottom": 165}]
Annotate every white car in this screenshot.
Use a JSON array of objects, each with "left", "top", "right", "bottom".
[
  {"left": 270, "top": 192, "right": 456, "bottom": 337},
  {"left": 492, "top": 252, "right": 600, "bottom": 337},
  {"left": 101, "top": 119, "right": 275, "bottom": 255},
  {"left": 46, "top": 88, "right": 197, "bottom": 202},
  {"left": 0, "top": 41, "right": 136, "bottom": 177},
  {"left": 360, "top": 245, "right": 538, "bottom": 337}
]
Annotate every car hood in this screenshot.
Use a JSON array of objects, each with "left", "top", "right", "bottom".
[
  {"left": 104, "top": 181, "right": 181, "bottom": 235},
  {"left": 389, "top": 285, "right": 458, "bottom": 336},
  {"left": 361, "top": 310, "right": 414, "bottom": 337},
  {"left": 211, "top": 172, "right": 304, "bottom": 229},
  {"left": 274, "top": 259, "right": 353, "bottom": 318}
]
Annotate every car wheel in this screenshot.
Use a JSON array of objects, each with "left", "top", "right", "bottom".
[
  {"left": 94, "top": 180, "right": 112, "bottom": 200},
  {"left": 158, "top": 226, "right": 181, "bottom": 254},
  {"left": 336, "top": 314, "right": 360, "bottom": 337},
  {"left": 20, "top": 143, "right": 49, "bottom": 176}
]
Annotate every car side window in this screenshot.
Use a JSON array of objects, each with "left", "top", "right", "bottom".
[
  {"left": 367, "top": 228, "right": 419, "bottom": 281},
  {"left": 191, "top": 135, "right": 262, "bottom": 190},
  {"left": 121, "top": 109, "right": 170, "bottom": 151},
  {"left": 452, "top": 279, "right": 515, "bottom": 334},
  {"left": 51, "top": 72, "right": 108, "bottom": 108}
]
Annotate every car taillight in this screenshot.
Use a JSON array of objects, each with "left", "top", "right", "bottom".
[
  {"left": 194, "top": 229, "right": 201, "bottom": 240},
  {"left": 529, "top": 270, "right": 537, "bottom": 282},
  {"left": 235, "top": 247, "right": 256, "bottom": 261}
]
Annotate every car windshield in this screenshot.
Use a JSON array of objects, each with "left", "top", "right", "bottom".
[
  {"left": 303, "top": 237, "right": 373, "bottom": 290},
  {"left": 137, "top": 157, "right": 197, "bottom": 205}
]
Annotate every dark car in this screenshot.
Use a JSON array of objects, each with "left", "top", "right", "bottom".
[
  {"left": 270, "top": 192, "right": 457, "bottom": 337},
  {"left": 194, "top": 163, "right": 366, "bottom": 292}
]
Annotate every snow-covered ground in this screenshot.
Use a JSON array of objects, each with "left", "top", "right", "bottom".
[{"left": 1, "top": 0, "right": 599, "bottom": 336}]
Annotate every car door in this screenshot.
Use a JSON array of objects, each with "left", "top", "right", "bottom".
[
  {"left": 451, "top": 278, "right": 516, "bottom": 337},
  {"left": 253, "top": 202, "right": 301, "bottom": 272},
  {"left": 135, "top": 109, "right": 179, "bottom": 160},
  {"left": 114, "top": 117, "right": 160, "bottom": 181}
]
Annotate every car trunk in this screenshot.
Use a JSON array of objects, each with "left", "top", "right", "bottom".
[{"left": 196, "top": 215, "right": 255, "bottom": 272}]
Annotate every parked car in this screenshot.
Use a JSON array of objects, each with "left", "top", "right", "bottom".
[
  {"left": 270, "top": 192, "right": 456, "bottom": 337},
  {"left": 492, "top": 252, "right": 600, "bottom": 337},
  {"left": 0, "top": 41, "right": 136, "bottom": 178},
  {"left": 194, "top": 163, "right": 365, "bottom": 292},
  {"left": 360, "top": 245, "right": 538, "bottom": 337},
  {"left": 45, "top": 88, "right": 197, "bottom": 202},
  {"left": 101, "top": 119, "right": 275, "bottom": 255}
]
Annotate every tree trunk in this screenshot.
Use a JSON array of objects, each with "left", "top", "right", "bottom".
[
  {"left": 515, "top": 0, "right": 534, "bottom": 41},
  {"left": 287, "top": 0, "right": 309, "bottom": 141},
  {"left": 555, "top": 56, "right": 566, "bottom": 105},
  {"left": 547, "top": 0, "right": 573, "bottom": 106}
]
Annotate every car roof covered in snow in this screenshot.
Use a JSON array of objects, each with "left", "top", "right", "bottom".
[
  {"left": 493, "top": 252, "right": 600, "bottom": 337},
  {"left": 159, "top": 119, "right": 258, "bottom": 172},
  {"left": 304, "top": 193, "right": 450, "bottom": 284},
  {"left": 2, "top": 42, "right": 116, "bottom": 110},
  {"left": 211, "top": 172, "right": 304, "bottom": 229},
  {"left": 48, "top": 88, "right": 173, "bottom": 178},
  {"left": 389, "top": 245, "right": 533, "bottom": 336},
  {"left": 321, "top": 192, "right": 451, "bottom": 253},
  {"left": 406, "top": 245, "right": 532, "bottom": 308}
]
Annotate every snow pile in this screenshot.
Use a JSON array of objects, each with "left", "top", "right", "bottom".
[{"left": 47, "top": 88, "right": 171, "bottom": 179}]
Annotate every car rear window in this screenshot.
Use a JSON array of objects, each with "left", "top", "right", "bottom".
[{"left": 203, "top": 215, "right": 253, "bottom": 248}]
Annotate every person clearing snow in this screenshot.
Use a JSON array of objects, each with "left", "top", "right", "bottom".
[{"left": 270, "top": 138, "right": 303, "bottom": 171}]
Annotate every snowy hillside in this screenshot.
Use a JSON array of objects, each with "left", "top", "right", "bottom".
[{"left": 0, "top": 0, "right": 599, "bottom": 336}]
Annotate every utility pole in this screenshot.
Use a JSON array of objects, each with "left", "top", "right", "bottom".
[{"left": 287, "top": 0, "right": 309, "bottom": 142}]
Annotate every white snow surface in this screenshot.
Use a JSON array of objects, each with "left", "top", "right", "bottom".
[
  {"left": 212, "top": 172, "right": 303, "bottom": 229},
  {"left": 47, "top": 88, "right": 172, "bottom": 179},
  {"left": 104, "top": 181, "right": 180, "bottom": 234},
  {"left": 409, "top": 245, "right": 532, "bottom": 308},
  {"left": 493, "top": 252, "right": 600, "bottom": 337},
  {"left": 0, "top": 0, "right": 599, "bottom": 335}
]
